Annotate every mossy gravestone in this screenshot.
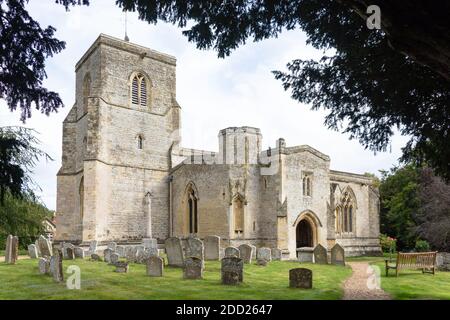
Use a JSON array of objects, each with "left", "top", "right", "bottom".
[
  {"left": 238, "top": 244, "right": 254, "bottom": 264},
  {"left": 289, "top": 268, "right": 312, "bottom": 289},
  {"left": 224, "top": 246, "right": 240, "bottom": 258},
  {"left": 221, "top": 257, "right": 243, "bottom": 285},
  {"left": 331, "top": 244, "right": 345, "bottom": 266},
  {"left": 313, "top": 244, "right": 328, "bottom": 264},
  {"left": 146, "top": 256, "right": 164, "bottom": 277},
  {"left": 183, "top": 257, "right": 203, "bottom": 279},
  {"left": 165, "top": 237, "right": 184, "bottom": 267}
]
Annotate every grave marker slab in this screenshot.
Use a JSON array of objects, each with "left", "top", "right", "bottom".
[
  {"left": 224, "top": 246, "right": 240, "bottom": 258},
  {"left": 165, "top": 237, "right": 184, "bottom": 267},
  {"left": 204, "top": 235, "right": 220, "bottom": 260},
  {"left": 238, "top": 244, "right": 254, "bottom": 264},
  {"left": 330, "top": 244, "right": 345, "bottom": 266},
  {"left": 257, "top": 247, "right": 272, "bottom": 262},
  {"left": 313, "top": 244, "right": 328, "bottom": 264},
  {"left": 289, "top": 268, "right": 312, "bottom": 289},
  {"left": 221, "top": 257, "right": 243, "bottom": 285},
  {"left": 146, "top": 256, "right": 164, "bottom": 277},
  {"left": 183, "top": 257, "right": 203, "bottom": 279}
]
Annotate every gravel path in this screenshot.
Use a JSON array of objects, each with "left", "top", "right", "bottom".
[{"left": 343, "top": 261, "right": 391, "bottom": 300}]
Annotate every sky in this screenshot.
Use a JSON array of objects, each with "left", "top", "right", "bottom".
[{"left": 0, "top": 0, "right": 408, "bottom": 210}]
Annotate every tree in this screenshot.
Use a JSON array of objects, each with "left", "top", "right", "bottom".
[
  {"left": 416, "top": 167, "right": 450, "bottom": 251},
  {"left": 0, "top": 126, "right": 52, "bottom": 205},
  {"left": 379, "top": 164, "right": 420, "bottom": 250},
  {"left": 1, "top": 0, "right": 449, "bottom": 179}
]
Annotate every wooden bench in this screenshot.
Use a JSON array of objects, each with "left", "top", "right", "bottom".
[{"left": 385, "top": 251, "right": 437, "bottom": 277}]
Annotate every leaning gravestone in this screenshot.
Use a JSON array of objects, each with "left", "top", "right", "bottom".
[
  {"left": 313, "top": 244, "right": 328, "bottom": 264},
  {"left": 221, "top": 257, "right": 243, "bottom": 285},
  {"left": 38, "top": 235, "right": 52, "bottom": 257},
  {"left": 50, "top": 249, "right": 64, "bottom": 282},
  {"left": 224, "top": 246, "right": 240, "bottom": 258},
  {"left": 183, "top": 257, "right": 203, "bottom": 279},
  {"left": 146, "top": 256, "right": 164, "bottom": 277},
  {"left": 330, "top": 244, "right": 345, "bottom": 266},
  {"left": 74, "top": 247, "right": 85, "bottom": 259},
  {"left": 271, "top": 248, "right": 282, "bottom": 261},
  {"left": 5, "top": 235, "right": 19, "bottom": 264},
  {"left": 257, "top": 247, "right": 272, "bottom": 262},
  {"left": 104, "top": 248, "right": 113, "bottom": 263},
  {"left": 110, "top": 253, "right": 120, "bottom": 265},
  {"left": 289, "top": 268, "right": 313, "bottom": 289},
  {"left": 204, "top": 235, "right": 220, "bottom": 260},
  {"left": 28, "top": 244, "right": 39, "bottom": 259},
  {"left": 65, "top": 247, "right": 75, "bottom": 260},
  {"left": 165, "top": 237, "right": 184, "bottom": 267},
  {"left": 38, "top": 257, "right": 50, "bottom": 274},
  {"left": 238, "top": 244, "right": 254, "bottom": 264},
  {"left": 185, "top": 237, "right": 204, "bottom": 260}
]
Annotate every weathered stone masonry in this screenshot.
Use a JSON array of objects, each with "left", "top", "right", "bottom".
[{"left": 56, "top": 34, "right": 382, "bottom": 257}]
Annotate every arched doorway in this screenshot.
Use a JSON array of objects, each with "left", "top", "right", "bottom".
[{"left": 296, "top": 219, "right": 313, "bottom": 248}]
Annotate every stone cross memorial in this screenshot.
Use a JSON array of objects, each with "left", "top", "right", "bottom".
[
  {"left": 165, "top": 237, "right": 184, "bottom": 267},
  {"left": 146, "top": 256, "right": 164, "bottom": 277},
  {"left": 238, "top": 244, "right": 254, "bottom": 264},
  {"left": 289, "top": 268, "right": 313, "bottom": 289},
  {"left": 204, "top": 235, "right": 220, "bottom": 260},
  {"left": 224, "top": 246, "right": 240, "bottom": 258},
  {"left": 183, "top": 257, "right": 203, "bottom": 279},
  {"left": 313, "top": 244, "right": 328, "bottom": 264},
  {"left": 221, "top": 257, "right": 243, "bottom": 285},
  {"left": 331, "top": 244, "right": 345, "bottom": 266}
]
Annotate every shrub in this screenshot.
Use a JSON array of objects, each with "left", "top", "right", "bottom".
[
  {"left": 415, "top": 239, "right": 431, "bottom": 252},
  {"left": 380, "top": 234, "right": 397, "bottom": 253}
]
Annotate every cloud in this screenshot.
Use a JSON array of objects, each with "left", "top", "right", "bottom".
[{"left": 0, "top": 1, "right": 407, "bottom": 209}]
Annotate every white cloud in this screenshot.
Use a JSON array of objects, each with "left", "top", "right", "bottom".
[{"left": 0, "top": 0, "right": 407, "bottom": 209}]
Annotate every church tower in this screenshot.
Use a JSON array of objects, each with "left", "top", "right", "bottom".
[{"left": 56, "top": 34, "right": 181, "bottom": 243}]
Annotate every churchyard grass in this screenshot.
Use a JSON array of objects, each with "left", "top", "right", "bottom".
[
  {"left": 0, "top": 249, "right": 28, "bottom": 256},
  {"left": 0, "top": 259, "right": 351, "bottom": 300},
  {"left": 373, "top": 262, "right": 450, "bottom": 300}
]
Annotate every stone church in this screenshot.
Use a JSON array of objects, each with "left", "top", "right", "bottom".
[{"left": 56, "top": 34, "right": 381, "bottom": 258}]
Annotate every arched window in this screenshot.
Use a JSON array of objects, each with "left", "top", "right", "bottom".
[
  {"left": 337, "top": 189, "right": 356, "bottom": 234},
  {"left": 82, "top": 74, "right": 91, "bottom": 115},
  {"left": 302, "top": 175, "right": 312, "bottom": 196},
  {"left": 137, "top": 135, "right": 143, "bottom": 149},
  {"left": 79, "top": 177, "right": 84, "bottom": 221},
  {"left": 184, "top": 183, "right": 198, "bottom": 234},
  {"left": 130, "top": 73, "right": 148, "bottom": 107},
  {"left": 233, "top": 196, "right": 244, "bottom": 234}
]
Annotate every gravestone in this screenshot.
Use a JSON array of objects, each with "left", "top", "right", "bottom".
[
  {"left": 289, "top": 268, "right": 313, "bottom": 289},
  {"left": 238, "top": 244, "right": 254, "bottom": 264},
  {"left": 257, "top": 258, "right": 268, "bottom": 266},
  {"left": 165, "top": 237, "right": 184, "bottom": 267},
  {"left": 146, "top": 247, "right": 158, "bottom": 258},
  {"left": 74, "top": 247, "right": 85, "bottom": 259},
  {"left": 107, "top": 242, "right": 117, "bottom": 251},
  {"left": 114, "top": 261, "right": 129, "bottom": 273},
  {"left": 34, "top": 239, "right": 41, "bottom": 257},
  {"left": 50, "top": 249, "right": 64, "bottom": 283},
  {"left": 63, "top": 243, "right": 75, "bottom": 259},
  {"left": 313, "top": 244, "right": 328, "bottom": 264},
  {"left": 104, "top": 248, "right": 113, "bottom": 263},
  {"left": 116, "top": 245, "right": 125, "bottom": 257},
  {"left": 125, "top": 246, "right": 138, "bottom": 263},
  {"left": 183, "top": 257, "right": 203, "bottom": 279},
  {"left": 88, "top": 240, "right": 98, "bottom": 255},
  {"left": 204, "top": 235, "right": 220, "bottom": 260},
  {"left": 38, "top": 235, "right": 52, "bottom": 257},
  {"left": 330, "top": 244, "right": 345, "bottom": 266},
  {"left": 221, "top": 257, "right": 243, "bottom": 285},
  {"left": 136, "top": 247, "right": 147, "bottom": 264},
  {"left": 224, "top": 246, "right": 240, "bottom": 258},
  {"left": 65, "top": 247, "right": 75, "bottom": 260},
  {"left": 146, "top": 256, "right": 164, "bottom": 277},
  {"left": 5, "top": 235, "right": 19, "bottom": 264},
  {"left": 38, "top": 257, "right": 50, "bottom": 274},
  {"left": 110, "top": 253, "right": 120, "bottom": 265},
  {"left": 271, "top": 248, "right": 282, "bottom": 261},
  {"left": 297, "top": 247, "right": 314, "bottom": 262},
  {"left": 28, "top": 244, "right": 39, "bottom": 259},
  {"left": 257, "top": 247, "right": 272, "bottom": 262},
  {"left": 91, "top": 253, "right": 102, "bottom": 261},
  {"left": 185, "top": 237, "right": 204, "bottom": 260}
]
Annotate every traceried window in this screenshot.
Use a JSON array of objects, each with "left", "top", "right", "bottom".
[
  {"left": 131, "top": 73, "right": 148, "bottom": 107},
  {"left": 336, "top": 189, "right": 356, "bottom": 234},
  {"left": 302, "top": 175, "right": 312, "bottom": 196},
  {"left": 185, "top": 183, "right": 198, "bottom": 234}
]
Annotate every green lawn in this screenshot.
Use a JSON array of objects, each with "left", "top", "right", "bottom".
[
  {"left": 0, "top": 249, "right": 28, "bottom": 256},
  {"left": 373, "top": 262, "right": 450, "bottom": 300},
  {"left": 0, "top": 258, "right": 351, "bottom": 300}
]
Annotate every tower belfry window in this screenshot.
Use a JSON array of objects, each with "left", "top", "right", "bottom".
[{"left": 131, "top": 73, "right": 148, "bottom": 107}]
